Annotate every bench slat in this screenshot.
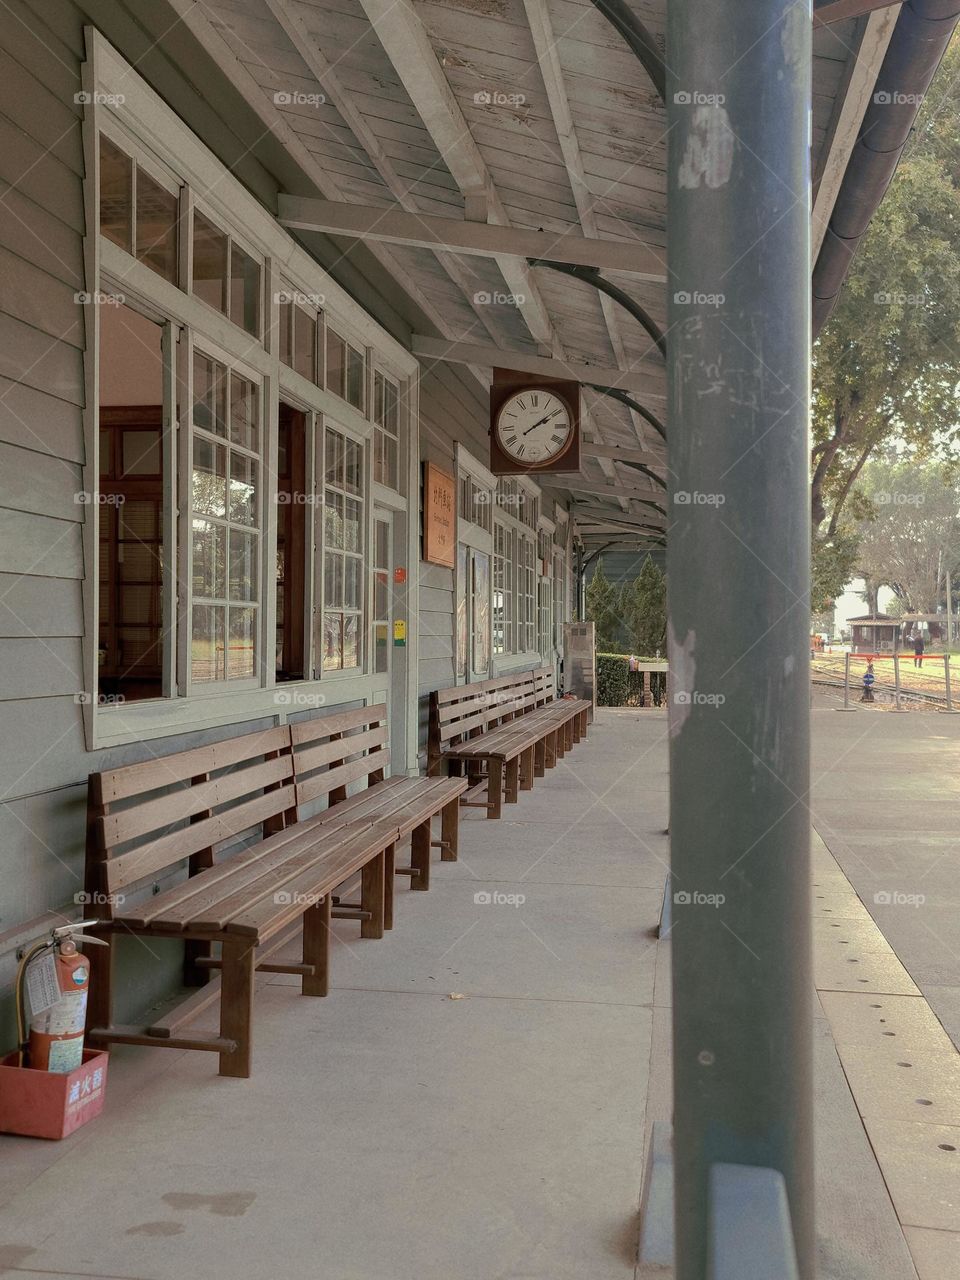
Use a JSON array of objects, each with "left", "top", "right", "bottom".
[
  {"left": 99, "top": 754, "right": 294, "bottom": 850},
  {"left": 289, "top": 703, "right": 386, "bottom": 744},
  {"left": 295, "top": 724, "right": 387, "bottom": 773},
  {"left": 93, "top": 727, "right": 290, "bottom": 803},
  {"left": 295, "top": 750, "right": 389, "bottom": 807},
  {"left": 221, "top": 821, "right": 399, "bottom": 939},
  {"left": 104, "top": 785, "right": 297, "bottom": 893}
]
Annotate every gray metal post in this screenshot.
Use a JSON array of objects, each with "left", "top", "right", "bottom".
[
  {"left": 945, "top": 653, "right": 953, "bottom": 711},
  {"left": 894, "top": 653, "right": 903, "bottom": 711},
  {"left": 842, "top": 652, "right": 852, "bottom": 711},
  {"left": 666, "top": 4, "right": 813, "bottom": 1279}
]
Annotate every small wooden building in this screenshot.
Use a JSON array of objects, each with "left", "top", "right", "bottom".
[{"left": 849, "top": 615, "right": 901, "bottom": 654}]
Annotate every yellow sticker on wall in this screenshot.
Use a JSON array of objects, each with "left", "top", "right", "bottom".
[{"left": 393, "top": 618, "right": 406, "bottom": 647}]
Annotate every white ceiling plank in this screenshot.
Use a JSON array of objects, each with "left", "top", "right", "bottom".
[{"left": 411, "top": 335, "right": 666, "bottom": 400}]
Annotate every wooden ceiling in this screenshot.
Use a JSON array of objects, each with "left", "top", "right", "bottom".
[{"left": 194, "top": 0, "right": 885, "bottom": 545}]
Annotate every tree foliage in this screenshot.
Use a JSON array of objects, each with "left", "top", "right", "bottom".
[
  {"left": 621, "top": 555, "right": 667, "bottom": 656},
  {"left": 584, "top": 558, "right": 622, "bottom": 651},
  {"left": 853, "top": 455, "right": 960, "bottom": 613},
  {"left": 812, "top": 37, "right": 960, "bottom": 541}
]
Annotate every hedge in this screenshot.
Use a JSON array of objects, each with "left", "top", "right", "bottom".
[{"left": 596, "top": 653, "right": 666, "bottom": 708}]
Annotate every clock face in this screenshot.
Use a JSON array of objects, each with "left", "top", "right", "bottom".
[{"left": 495, "top": 390, "right": 573, "bottom": 467}]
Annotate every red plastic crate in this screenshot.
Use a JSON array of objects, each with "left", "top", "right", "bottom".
[{"left": 0, "top": 1048, "right": 109, "bottom": 1139}]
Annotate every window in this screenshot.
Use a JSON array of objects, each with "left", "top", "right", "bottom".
[
  {"left": 456, "top": 543, "right": 468, "bottom": 679},
  {"left": 539, "top": 574, "right": 553, "bottom": 659},
  {"left": 98, "top": 303, "right": 166, "bottom": 702},
  {"left": 472, "top": 552, "right": 491, "bottom": 674},
  {"left": 192, "top": 210, "right": 261, "bottom": 337},
  {"left": 322, "top": 428, "right": 364, "bottom": 672},
  {"left": 326, "top": 326, "right": 365, "bottom": 411},
  {"left": 278, "top": 283, "right": 323, "bottom": 386},
  {"left": 276, "top": 403, "right": 307, "bottom": 681},
  {"left": 372, "top": 517, "right": 390, "bottom": 674},
  {"left": 493, "top": 521, "right": 514, "bottom": 656},
  {"left": 518, "top": 533, "right": 536, "bottom": 652},
  {"left": 190, "top": 350, "right": 261, "bottom": 683},
  {"left": 373, "top": 371, "right": 400, "bottom": 489},
  {"left": 98, "top": 134, "right": 178, "bottom": 283}
]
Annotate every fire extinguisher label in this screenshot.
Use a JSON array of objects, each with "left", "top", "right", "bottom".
[
  {"left": 47, "top": 1037, "right": 84, "bottom": 1074},
  {"left": 34, "top": 991, "right": 87, "bottom": 1037},
  {"left": 25, "top": 950, "right": 60, "bottom": 1015}
]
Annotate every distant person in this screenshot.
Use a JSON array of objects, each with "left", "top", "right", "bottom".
[{"left": 914, "top": 632, "right": 925, "bottom": 668}]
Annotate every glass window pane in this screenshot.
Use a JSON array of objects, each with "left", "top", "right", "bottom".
[
  {"left": 384, "top": 437, "right": 398, "bottom": 490},
  {"left": 324, "top": 490, "right": 343, "bottom": 550},
  {"left": 192, "top": 519, "right": 225, "bottom": 599},
  {"left": 344, "top": 497, "right": 362, "bottom": 552},
  {"left": 374, "top": 570, "right": 388, "bottom": 619},
  {"left": 323, "top": 612, "right": 342, "bottom": 671},
  {"left": 121, "top": 430, "right": 161, "bottom": 476},
  {"left": 99, "top": 135, "right": 132, "bottom": 252},
  {"left": 192, "top": 211, "right": 227, "bottom": 313},
  {"left": 136, "top": 168, "right": 178, "bottom": 283},
  {"left": 326, "top": 329, "right": 345, "bottom": 398},
  {"left": 346, "top": 346, "right": 365, "bottom": 411},
  {"left": 99, "top": 430, "right": 112, "bottom": 478},
  {"left": 192, "top": 604, "right": 225, "bottom": 682},
  {"left": 375, "top": 520, "right": 389, "bottom": 567},
  {"left": 193, "top": 352, "right": 227, "bottom": 437},
  {"left": 228, "top": 606, "right": 256, "bottom": 679},
  {"left": 374, "top": 622, "right": 388, "bottom": 674},
  {"left": 374, "top": 372, "right": 384, "bottom": 426},
  {"left": 229, "top": 373, "right": 258, "bottom": 451},
  {"left": 325, "top": 430, "right": 344, "bottom": 488},
  {"left": 192, "top": 437, "right": 227, "bottom": 517},
  {"left": 343, "top": 614, "right": 359, "bottom": 669},
  {"left": 229, "top": 528, "right": 258, "bottom": 601},
  {"left": 344, "top": 440, "right": 362, "bottom": 495},
  {"left": 324, "top": 552, "right": 342, "bottom": 607},
  {"left": 229, "top": 453, "right": 258, "bottom": 526},
  {"left": 278, "top": 294, "right": 292, "bottom": 367},
  {"left": 293, "top": 306, "right": 316, "bottom": 382},
  {"left": 384, "top": 379, "right": 398, "bottom": 433},
  {"left": 344, "top": 556, "right": 362, "bottom": 609},
  {"left": 230, "top": 242, "right": 260, "bottom": 336}
]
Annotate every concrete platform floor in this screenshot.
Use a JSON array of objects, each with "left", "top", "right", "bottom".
[{"left": 0, "top": 707, "right": 957, "bottom": 1279}]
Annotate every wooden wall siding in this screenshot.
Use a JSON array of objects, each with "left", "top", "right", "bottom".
[{"left": 0, "top": 575, "right": 84, "bottom": 639}]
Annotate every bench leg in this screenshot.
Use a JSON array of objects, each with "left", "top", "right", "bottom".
[
  {"left": 555, "top": 727, "right": 566, "bottom": 761},
  {"left": 384, "top": 842, "right": 396, "bottom": 928},
  {"left": 579, "top": 710, "right": 589, "bottom": 739},
  {"left": 85, "top": 931, "right": 113, "bottom": 1031},
  {"left": 545, "top": 731, "right": 557, "bottom": 769},
  {"left": 487, "top": 760, "right": 504, "bottom": 819},
  {"left": 219, "top": 939, "right": 255, "bottom": 1078},
  {"left": 411, "top": 820, "right": 431, "bottom": 891},
  {"left": 302, "top": 895, "right": 331, "bottom": 996},
  {"left": 534, "top": 737, "right": 546, "bottom": 778},
  {"left": 183, "top": 940, "right": 213, "bottom": 988},
  {"left": 441, "top": 797, "right": 459, "bottom": 861},
  {"left": 565, "top": 719, "right": 575, "bottom": 751},
  {"left": 571, "top": 714, "right": 581, "bottom": 744},
  {"left": 505, "top": 757, "right": 521, "bottom": 804},
  {"left": 361, "top": 850, "right": 386, "bottom": 939},
  {"left": 520, "top": 745, "right": 535, "bottom": 791}
]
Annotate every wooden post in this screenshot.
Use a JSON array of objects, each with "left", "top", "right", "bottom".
[
  {"left": 301, "top": 895, "right": 331, "bottom": 996},
  {"left": 360, "top": 851, "right": 385, "bottom": 939},
  {"left": 411, "top": 821, "right": 431, "bottom": 891},
  {"left": 219, "top": 939, "right": 255, "bottom": 1078}
]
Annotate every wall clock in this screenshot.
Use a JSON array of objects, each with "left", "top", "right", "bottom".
[{"left": 489, "top": 371, "right": 581, "bottom": 475}]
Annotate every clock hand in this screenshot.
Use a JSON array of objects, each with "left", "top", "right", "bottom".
[{"left": 522, "top": 408, "right": 564, "bottom": 435}]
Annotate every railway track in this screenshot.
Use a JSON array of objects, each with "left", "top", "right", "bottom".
[{"left": 811, "top": 674, "right": 950, "bottom": 709}]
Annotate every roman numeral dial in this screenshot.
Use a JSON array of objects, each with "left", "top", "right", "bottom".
[{"left": 495, "top": 389, "right": 573, "bottom": 467}]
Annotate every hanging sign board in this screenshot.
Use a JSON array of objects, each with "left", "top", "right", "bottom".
[
  {"left": 393, "top": 619, "right": 407, "bottom": 647},
  {"left": 423, "top": 462, "right": 456, "bottom": 568}
]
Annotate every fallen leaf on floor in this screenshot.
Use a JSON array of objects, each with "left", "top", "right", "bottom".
[{"left": 447, "top": 992, "right": 467, "bottom": 1000}]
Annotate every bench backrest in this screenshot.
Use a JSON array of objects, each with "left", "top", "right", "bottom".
[
  {"left": 87, "top": 726, "right": 296, "bottom": 911},
  {"left": 428, "top": 673, "right": 538, "bottom": 769},
  {"left": 290, "top": 704, "right": 389, "bottom": 808},
  {"left": 532, "top": 666, "right": 558, "bottom": 706}
]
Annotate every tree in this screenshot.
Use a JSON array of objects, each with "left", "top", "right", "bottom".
[
  {"left": 584, "top": 558, "right": 622, "bottom": 651},
  {"left": 622, "top": 555, "right": 667, "bottom": 656},
  {"left": 854, "top": 455, "right": 960, "bottom": 613},
  {"left": 811, "top": 36, "right": 960, "bottom": 539}
]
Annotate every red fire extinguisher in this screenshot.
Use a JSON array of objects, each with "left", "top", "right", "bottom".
[{"left": 15, "top": 922, "right": 109, "bottom": 1073}]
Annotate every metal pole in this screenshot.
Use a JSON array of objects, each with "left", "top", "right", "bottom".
[
  {"left": 666, "top": 4, "right": 813, "bottom": 1278},
  {"left": 843, "top": 651, "right": 851, "bottom": 710},
  {"left": 894, "top": 652, "right": 903, "bottom": 711},
  {"left": 945, "top": 653, "right": 953, "bottom": 712}
]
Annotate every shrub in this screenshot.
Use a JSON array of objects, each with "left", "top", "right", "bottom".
[{"left": 596, "top": 653, "right": 630, "bottom": 706}]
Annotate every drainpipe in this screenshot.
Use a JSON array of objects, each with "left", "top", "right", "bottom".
[
  {"left": 813, "top": 0, "right": 960, "bottom": 334},
  {"left": 667, "top": 3, "right": 814, "bottom": 1277}
]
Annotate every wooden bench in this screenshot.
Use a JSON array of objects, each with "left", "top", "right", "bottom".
[
  {"left": 84, "top": 710, "right": 465, "bottom": 1077},
  {"left": 289, "top": 704, "right": 467, "bottom": 913},
  {"left": 428, "top": 669, "right": 590, "bottom": 820}
]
